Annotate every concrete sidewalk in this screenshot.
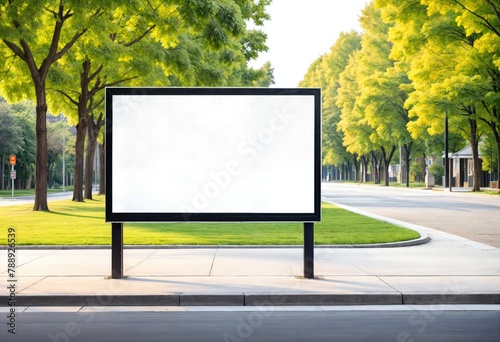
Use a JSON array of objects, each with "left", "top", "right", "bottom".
[{"left": 1, "top": 224, "right": 499, "bottom": 307}]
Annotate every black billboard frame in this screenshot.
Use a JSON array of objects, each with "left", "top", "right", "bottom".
[{"left": 105, "top": 87, "right": 321, "bottom": 279}]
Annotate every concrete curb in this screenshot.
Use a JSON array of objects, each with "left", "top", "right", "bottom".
[
  {"left": 2, "top": 293, "right": 499, "bottom": 307},
  {"left": 402, "top": 293, "right": 500, "bottom": 305},
  {"left": 0, "top": 237, "right": 430, "bottom": 250}
]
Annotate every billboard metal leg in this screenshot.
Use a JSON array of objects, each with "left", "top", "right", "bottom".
[
  {"left": 111, "top": 222, "right": 124, "bottom": 279},
  {"left": 304, "top": 222, "right": 314, "bottom": 279}
]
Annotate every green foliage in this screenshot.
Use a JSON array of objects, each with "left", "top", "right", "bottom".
[
  {"left": 303, "top": 0, "right": 499, "bottom": 188},
  {"left": 301, "top": 31, "right": 362, "bottom": 168},
  {"left": 0, "top": 97, "right": 33, "bottom": 190},
  {"left": 0, "top": 97, "right": 22, "bottom": 156},
  {"left": 0, "top": 97, "right": 69, "bottom": 190},
  {"left": 378, "top": 0, "right": 499, "bottom": 190},
  {"left": 481, "top": 134, "right": 499, "bottom": 172},
  {"left": 1, "top": 0, "right": 273, "bottom": 206},
  {"left": 10, "top": 101, "right": 36, "bottom": 188},
  {"left": 409, "top": 159, "right": 422, "bottom": 179},
  {"left": 429, "top": 163, "right": 444, "bottom": 180}
]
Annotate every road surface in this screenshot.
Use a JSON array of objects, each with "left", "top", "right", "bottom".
[
  {"left": 2, "top": 309, "right": 499, "bottom": 342},
  {"left": 0, "top": 192, "right": 74, "bottom": 207},
  {"left": 322, "top": 182, "right": 500, "bottom": 248}
]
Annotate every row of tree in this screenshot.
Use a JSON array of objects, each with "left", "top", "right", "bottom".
[
  {"left": 300, "top": 0, "right": 499, "bottom": 190},
  {"left": 0, "top": 0, "right": 274, "bottom": 210},
  {"left": 0, "top": 99, "right": 75, "bottom": 191}
]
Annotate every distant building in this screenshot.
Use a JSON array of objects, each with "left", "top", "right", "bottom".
[{"left": 444, "top": 145, "right": 489, "bottom": 188}]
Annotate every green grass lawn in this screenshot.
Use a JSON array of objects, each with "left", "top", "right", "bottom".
[{"left": 0, "top": 196, "right": 420, "bottom": 245}]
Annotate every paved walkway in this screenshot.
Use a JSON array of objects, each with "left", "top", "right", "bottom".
[{"left": 1, "top": 224, "right": 498, "bottom": 307}]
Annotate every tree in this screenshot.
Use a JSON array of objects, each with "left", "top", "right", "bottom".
[
  {"left": 422, "top": 0, "right": 500, "bottom": 190},
  {"left": 450, "top": 0, "right": 500, "bottom": 188},
  {"left": 337, "top": 50, "right": 378, "bottom": 182},
  {"left": 301, "top": 31, "right": 362, "bottom": 181},
  {"left": 46, "top": 0, "right": 271, "bottom": 202},
  {"left": 48, "top": 2, "right": 180, "bottom": 202},
  {"left": 358, "top": 2, "right": 413, "bottom": 186},
  {"left": 0, "top": 0, "right": 114, "bottom": 210},
  {"left": 337, "top": 3, "right": 402, "bottom": 186},
  {"left": 376, "top": 0, "right": 500, "bottom": 190}
]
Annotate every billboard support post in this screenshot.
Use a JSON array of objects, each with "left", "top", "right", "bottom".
[
  {"left": 303, "top": 222, "right": 314, "bottom": 279},
  {"left": 111, "top": 222, "right": 124, "bottom": 279}
]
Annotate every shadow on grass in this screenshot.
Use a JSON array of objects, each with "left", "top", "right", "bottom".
[{"left": 46, "top": 211, "right": 103, "bottom": 219}]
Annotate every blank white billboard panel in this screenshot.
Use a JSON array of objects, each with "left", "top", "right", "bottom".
[{"left": 106, "top": 88, "right": 321, "bottom": 222}]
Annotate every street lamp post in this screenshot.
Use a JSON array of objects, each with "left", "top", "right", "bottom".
[
  {"left": 444, "top": 112, "right": 449, "bottom": 189},
  {"left": 62, "top": 123, "right": 65, "bottom": 192},
  {"left": 444, "top": 112, "right": 453, "bottom": 192}
]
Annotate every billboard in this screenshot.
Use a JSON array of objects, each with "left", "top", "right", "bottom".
[{"left": 105, "top": 87, "right": 321, "bottom": 222}]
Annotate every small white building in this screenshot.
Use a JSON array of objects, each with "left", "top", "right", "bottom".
[{"left": 447, "top": 145, "right": 486, "bottom": 188}]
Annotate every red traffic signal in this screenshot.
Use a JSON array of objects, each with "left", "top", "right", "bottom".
[{"left": 9, "top": 155, "right": 16, "bottom": 165}]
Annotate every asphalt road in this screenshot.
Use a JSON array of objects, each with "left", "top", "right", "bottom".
[
  {"left": 2, "top": 309, "right": 499, "bottom": 342},
  {"left": 322, "top": 182, "right": 500, "bottom": 248},
  {"left": 0, "top": 191, "right": 73, "bottom": 207}
]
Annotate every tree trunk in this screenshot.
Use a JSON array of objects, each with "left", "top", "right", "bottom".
[
  {"left": 84, "top": 126, "right": 95, "bottom": 200},
  {"left": 353, "top": 154, "right": 360, "bottom": 182},
  {"left": 85, "top": 112, "right": 105, "bottom": 199},
  {"left": 469, "top": 118, "right": 482, "bottom": 191},
  {"left": 98, "top": 141, "right": 105, "bottom": 195},
  {"left": 381, "top": 145, "right": 397, "bottom": 186},
  {"left": 371, "top": 151, "right": 380, "bottom": 184},
  {"left": 72, "top": 117, "right": 87, "bottom": 202},
  {"left": 381, "top": 148, "right": 388, "bottom": 186},
  {"left": 361, "top": 155, "right": 369, "bottom": 183},
  {"left": 404, "top": 142, "right": 413, "bottom": 187},
  {"left": 73, "top": 60, "right": 95, "bottom": 202},
  {"left": 84, "top": 120, "right": 97, "bottom": 199},
  {"left": 33, "top": 86, "right": 49, "bottom": 211},
  {"left": 378, "top": 154, "right": 384, "bottom": 184}
]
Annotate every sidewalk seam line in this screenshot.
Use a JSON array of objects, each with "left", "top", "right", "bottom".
[
  {"left": 209, "top": 247, "right": 219, "bottom": 276},
  {"left": 14, "top": 249, "right": 60, "bottom": 269},
  {"left": 124, "top": 249, "right": 159, "bottom": 273},
  {"left": 18, "top": 276, "right": 48, "bottom": 293},
  {"left": 376, "top": 276, "right": 404, "bottom": 304}
]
